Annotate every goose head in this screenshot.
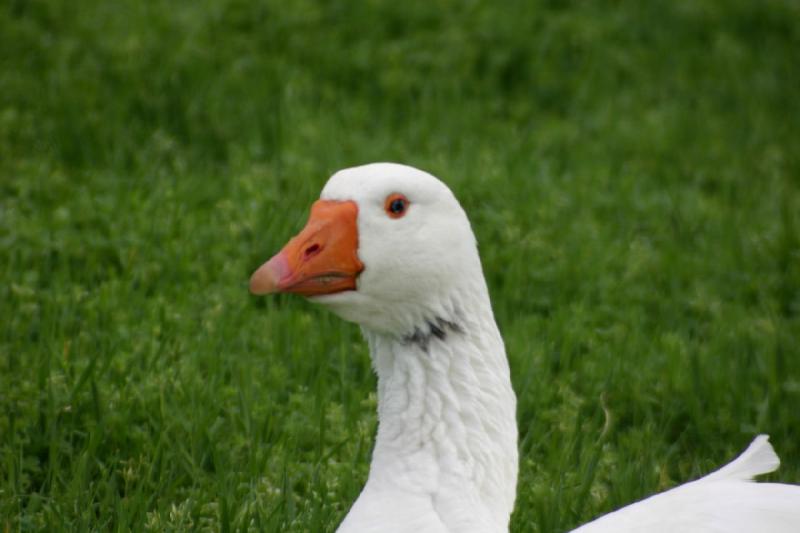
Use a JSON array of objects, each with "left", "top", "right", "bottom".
[
  {"left": 250, "top": 162, "right": 485, "bottom": 336},
  {"left": 250, "top": 163, "right": 518, "bottom": 531}
]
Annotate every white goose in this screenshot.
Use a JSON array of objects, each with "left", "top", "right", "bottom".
[{"left": 250, "top": 163, "right": 800, "bottom": 532}]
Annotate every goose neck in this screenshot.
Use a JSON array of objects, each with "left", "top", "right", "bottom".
[{"left": 361, "top": 297, "right": 518, "bottom": 530}]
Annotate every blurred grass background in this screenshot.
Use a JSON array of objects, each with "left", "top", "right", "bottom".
[{"left": 2, "top": 0, "right": 799, "bottom": 531}]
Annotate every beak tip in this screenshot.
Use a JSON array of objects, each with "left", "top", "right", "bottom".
[
  {"left": 248, "top": 275, "right": 272, "bottom": 295},
  {"left": 249, "top": 252, "right": 289, "bottom": 295}
]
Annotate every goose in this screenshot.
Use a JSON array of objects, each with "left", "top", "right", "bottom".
[{"left": 249, "top": 162, "right": 800, "bottom": 532}]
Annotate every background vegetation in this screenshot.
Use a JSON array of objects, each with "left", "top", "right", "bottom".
[{"left": 2, "top": 0, "right": 799, "bottom": 530}]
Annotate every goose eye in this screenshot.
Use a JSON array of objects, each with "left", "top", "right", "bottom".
[{"left": 384, "top": 193, "right": 409, "bottom": 219}]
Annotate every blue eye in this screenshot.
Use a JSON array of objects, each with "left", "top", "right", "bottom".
[
  {"left": 390, "top": 199, "right": 405, "bottom": 214},
  {"left": 384, "top": 194, "right": 409, "bottom": 218}
]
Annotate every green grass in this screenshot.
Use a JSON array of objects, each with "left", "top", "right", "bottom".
[{"left": 2, "top": 0, "right": 799, "bottom": 531}]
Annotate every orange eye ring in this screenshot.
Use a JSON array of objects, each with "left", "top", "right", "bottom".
[{"left": 384, "top": 193, "right": 409, "bottom": 219}]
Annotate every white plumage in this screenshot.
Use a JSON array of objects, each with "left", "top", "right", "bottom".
[
  {"left": 573, "top": 435, "right": 800, "bottom": 532},
  {"left": 251, "top": 163, "right": 800, "bottom": 532}
]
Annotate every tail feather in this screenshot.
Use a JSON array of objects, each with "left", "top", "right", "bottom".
[{"left": 700, "top": 434, "right": 780, "bottom": 483}]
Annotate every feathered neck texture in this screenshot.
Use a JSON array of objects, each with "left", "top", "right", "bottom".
[{"left": 339, "top": 272, "right": 518, "bottom": 532}]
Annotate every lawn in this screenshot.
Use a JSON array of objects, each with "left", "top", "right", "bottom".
[{"left": 1, "top": 0, "right": 799, "bottom": 531}]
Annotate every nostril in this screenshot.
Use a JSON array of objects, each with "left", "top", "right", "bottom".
[{"left": 304, "top": 243, "right": 321, "bottom": 259}]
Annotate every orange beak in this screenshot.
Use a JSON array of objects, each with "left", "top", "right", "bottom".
[{"left": 249, "top": 200, "right": 364, "bottom": 297}]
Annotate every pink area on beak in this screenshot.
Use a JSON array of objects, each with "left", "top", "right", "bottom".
[{"left": 249, "top": 251, "right": 290, "bottom": 294}]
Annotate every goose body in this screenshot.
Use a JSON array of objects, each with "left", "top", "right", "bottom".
[{"left": 250, "top": 163, "right": 800, "bottom": 532}]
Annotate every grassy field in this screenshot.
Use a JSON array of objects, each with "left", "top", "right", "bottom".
[{"left": 2, "top": 0, "right": 799, "bottom": 531}]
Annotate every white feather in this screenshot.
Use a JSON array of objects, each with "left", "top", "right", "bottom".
[{"left": 702, "top": 434, "right": 780, "bottom": 483}]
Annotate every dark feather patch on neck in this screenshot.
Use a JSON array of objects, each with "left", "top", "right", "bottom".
[{"left": 401, "top": 316, "right": 464, "bottom": 352}]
